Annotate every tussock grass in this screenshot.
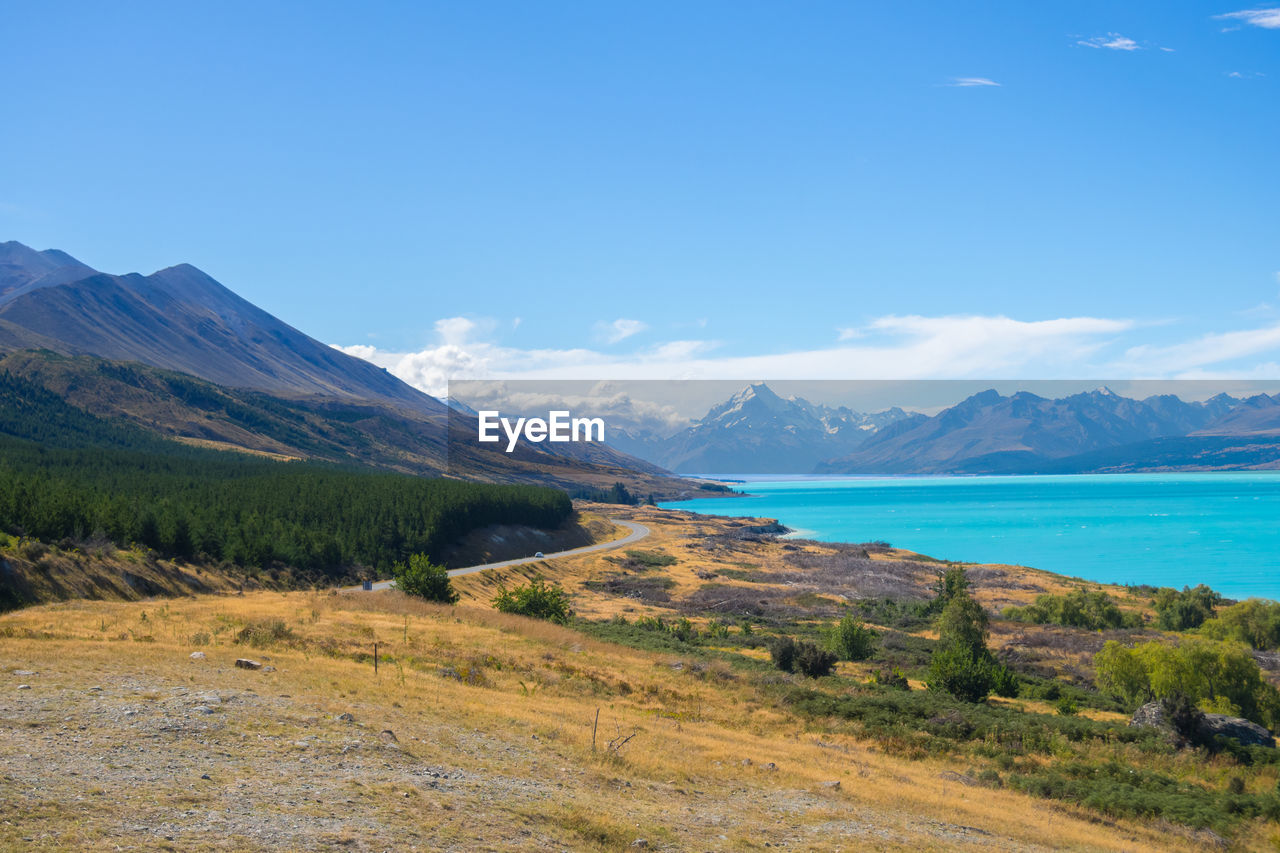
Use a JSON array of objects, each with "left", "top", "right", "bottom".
[{"left": 0, "top": 586, "right": 1249, "bottom": 851}]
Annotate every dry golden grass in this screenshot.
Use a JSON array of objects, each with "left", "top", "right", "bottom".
[{"left": 0, "top": 584, "right": 1244, "bottom": 851}]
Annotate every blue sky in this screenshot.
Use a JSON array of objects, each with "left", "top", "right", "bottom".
[{"left": 3, "top": 2, "right": 1279, "bottom": 395}]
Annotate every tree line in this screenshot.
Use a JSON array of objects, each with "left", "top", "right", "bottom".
[{"left": 0, "top": 369, "right": 572, "bottom": 577}]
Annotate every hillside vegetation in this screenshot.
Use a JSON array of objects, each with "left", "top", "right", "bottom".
[
  {"left": 0, "top": 349, "right": 694, "bottom": 499},
  {"left": 0, "top": 588, "right": 1227, "bottom": 852},
  {"left": 0, "top": 370, "right": 571, "bottom": 591}
]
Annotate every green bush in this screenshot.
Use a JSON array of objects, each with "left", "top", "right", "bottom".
[
  {"left": 1056, "top": 696, "right": 1080, "bottom": 716},
  {"left": 670, "top": 617, "right": 697, "bottom": 643},
  {"left": 937, "top": 592, "right": 989, "bottom": 656},
  {"left": 928, "top": 644, "right": 996, "bottom": 703},
  {"left": 929, "top": 590, "right": 1001, "bottom": 702},
  {"left": 1002, "top": 588, "right": 1141, "bottom": 630},
  {"left": 991, "top": 662, "right": 1020, "bottom": 698},
  {"left": 705, "top": 619, "right": 730, "bottom": 639},
  {"left": 1094, "top": 637, "right": 1280, "bottom": 728},
  {"left": 868, "top": 666, "right": 910, "bottom": 690},
  {"left": 794, "top": 642, "right": 838, "bottom": 678},
  {"left": 769, "top": 636, "right": 798, "bottom": 672},
  {"left": 769, "top": 636, "right": 836, "bottom": 678},
  {"left": 1009, "top": 760, "right": 1280, "bottom": 832},
  {"left": 930, "top": 566, "right": 971, "bottom": 612},
  {"left": 1200, "top": 598, "right": 1280, "bottom": 651},
  {"left": 827, "top": 613, "right": 877, "bottom": 661},
  {"left": 492, "top": 578, "right": 573, "bottom": 624},
  {"left": 1153, "top": 584, "right": 1221, "bottom": 631},
  {"left": 392, "top": 553, "right": 458, "bottom": 604}
]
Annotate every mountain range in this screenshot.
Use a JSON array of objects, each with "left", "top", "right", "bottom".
[
  {"left": 600, "top": 382, "right": 1280, "bottom": 475},
  {"left": 0, "top": 242, "right": 690, "bottom": 498},
  {"left": 606, "top": 383, "right": 914, "bottom": 473}
]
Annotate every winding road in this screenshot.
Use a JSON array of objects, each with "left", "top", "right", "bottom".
[{"left": 347, "top": 519, "right": 650, "bottom": 592}]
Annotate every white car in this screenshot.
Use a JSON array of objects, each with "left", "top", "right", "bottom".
[{"left": 534, "top": 552, "right": 545, "bottom": 558}]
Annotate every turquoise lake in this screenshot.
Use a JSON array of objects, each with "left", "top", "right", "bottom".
[{"left": 661, "top": 474, "right": 1280, "bottom": 602}]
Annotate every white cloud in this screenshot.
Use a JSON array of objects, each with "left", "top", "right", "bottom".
[
  {"left": 1078, "top": 33, "right": 1141, "bottom": 51},
  {"left": 949, "top": 77, "right": 1001, "bottom": 87},
  {"left": 1112, "top": 323, "right": 1280, "bottom": 376},
  {"left": 1227, "top": 70, "right": 1266, "bottom": 79},
  {"left": 595, "top": 318, "right": 648, "bottom": 344},
  {"left": 335, "top": 313, "right": 1136, "bottom": 396},
  {"left": 434, "top": 316, "right": 480, "bottom": 346},
  {"left": 335, "top": 311, "right": 1280, "bottom": 399},
  {"left": 1216, "top": 8, "right": 1280, "bottom": 29}
]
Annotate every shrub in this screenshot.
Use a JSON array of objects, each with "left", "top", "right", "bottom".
[
  {"left": 937, "top": 592, "right": 989, "bottom": 657},
  {"left": 492, "top": 577, "right": 573, "bottom": 624},
  {"left": 1002, "top": 588, "right": 1141, "bottom": 630},
  {"left": 869, "top": 667, "right": 910, "bottom": 690},
  {"left": 928, "top": 644, "right": 995, "bottom": 703},
  {"left": 931, "top": 566, "right": 971, "bottom": 612},
  {"left": 794, "top": 642, "right": 838, "bottom": 678},
  {"left": 234, "top": 618, "right": 294, "bottom": 647},
  {"left": 1056, "top": 696, "right": 1080, "bottom": 716},
  {"left": 991, "top": 662, "right": 1020, "bottom": 698},
  {"left": 769, "top": 636, "right": 798, "bottom": 672},
  {"left": 1200, "top": 598, "right": 1280, "bottom": 651},
  {"left": 670, "top": 617, "right": 697, "bottom": 643},
  {"left": 827, "top": 613, "right": 877, "bottom": 661},
  {"left": 392, "top": 553, "right": 458, "bottom": 604},
  {"left": 769, "top": 637, "right": 836, "bottom": 678},
  {"left": 1153, "top": 585, "right": 1221, "bottom": 631}
]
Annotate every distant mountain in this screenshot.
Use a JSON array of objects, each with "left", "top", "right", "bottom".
[
  {"left": 817, "top": 387, "right": 1262, "bottom": 475},
  {"left": 1194, "top": 393, "right": 1280, "bottom": 437},
  {"left": 611, "top": 383, "right": 915, "bottom": 474},
  {"left": 0, "top": 241, "right": 437, "bottom": 413},
  {"left": 0, "top": 241, "right": 97, "bottom": 302}
]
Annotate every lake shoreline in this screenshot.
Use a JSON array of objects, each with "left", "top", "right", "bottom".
[{"left": 662, "top": 472, "right": 1280, "bottom": 602}]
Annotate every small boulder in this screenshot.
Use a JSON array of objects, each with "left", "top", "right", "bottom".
[
  {"left": 1202, "top": 714, "right": 1276, "bottom": 748},
  {"left": 1130, "top": 700, "right": 1276, "bottom": 749},
  {"left": 379, "top": 730, "right": 400, "bottom": 748},
  {"left": 189, "top": 652, "right": 206, "bottom": 660},
  {"left": 234, "top": 659, "right": 262, "bottom": 670},
  {"left": 820, "top": 780, "right": 841, "bottom": 790},
  {"left": 16, "top": 684, "right": 30, "bottom": 690},
  {"left": 336, "top": 712, "right": 355, "bottom": 722}
]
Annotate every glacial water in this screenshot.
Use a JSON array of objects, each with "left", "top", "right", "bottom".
[{"left": 661, "top": 473, "right": 1280, "bottom": 601}]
